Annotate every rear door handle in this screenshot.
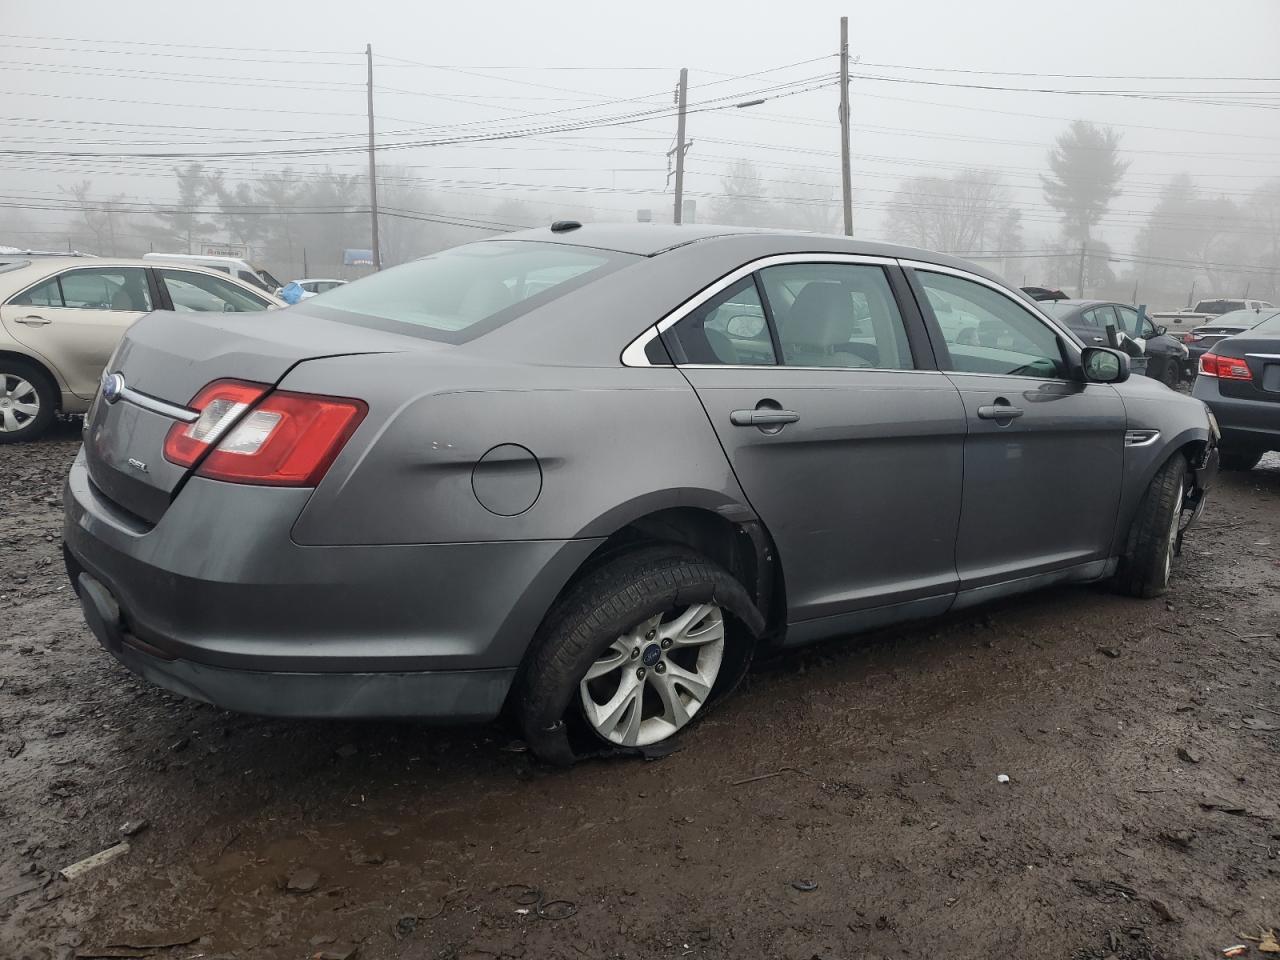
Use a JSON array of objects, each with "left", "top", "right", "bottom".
[
  {"left": 730, "top": 409, "right": 800, "bottom": 427},
  {"left": 977, "top": 404, "right": 1023, "bottom": 421},
  {"left": 13, "top": 315, "right": 51, "bottom": 326}
]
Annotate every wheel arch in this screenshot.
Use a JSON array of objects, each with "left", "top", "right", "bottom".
[
  {"left": 1111, "top": 425, "right": 1212, "bottom": 558},
  {"left": 0, "top": 348, "right": 64, "bottom": 410}
]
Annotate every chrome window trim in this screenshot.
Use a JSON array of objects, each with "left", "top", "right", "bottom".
[
  {"left": 119, "top": 385, "right": 199, "bottom": 423},
  {"left": 620, "top": 252, "right": 901, "bottom": 368},
  {"left": 673, "top": 364, "right": 948, "bottom": 376},
  {"left": 1245, "top": 352, "right": 1280, "bottom": 361}
]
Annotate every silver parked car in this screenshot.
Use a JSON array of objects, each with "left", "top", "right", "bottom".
[{"left": 64, "top": 224, "right": 1219, "bottom": 763}]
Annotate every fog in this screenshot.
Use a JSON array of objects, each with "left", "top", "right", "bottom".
[{"left": 2, "top": 0, "right": 1278, "bottom": 307}]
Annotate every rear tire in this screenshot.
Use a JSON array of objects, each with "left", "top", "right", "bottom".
[
  {"left": 0, "top": 360, "right": 56, "bottom": 443},
  {"left": 516, "top": 545, "right": 756, "bottom": 764},
  {"left": 1116, "top": 455, "right": 1188, "bottom": 599},
  {"left": 1219, "top": 447, "right": 1263, "bottom": 472}
]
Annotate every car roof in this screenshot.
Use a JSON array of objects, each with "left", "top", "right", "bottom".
[{"left": 485, "top": 222, "right": 1012, "bottom": 278}]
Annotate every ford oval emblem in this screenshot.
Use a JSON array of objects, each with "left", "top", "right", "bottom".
[{"left": 101, "top": 373, "right": 125, "bottom": 404}]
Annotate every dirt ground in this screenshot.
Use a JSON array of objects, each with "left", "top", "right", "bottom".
[{"left": 2, "top": 420, "right": 1279, "bottom": 960}]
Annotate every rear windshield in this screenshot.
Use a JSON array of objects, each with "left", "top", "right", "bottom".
[
  {"left": 1036, "top": 302, "right": 1072, "bottom": 318},
  {"left": 1253, "top": 311, "right": 1280, "bottom": 333},
  {"left": 1195, "top": 299, "right": 1246, "bottom": 314},
  {"left": 307, "top": 240, "right": 633, "bottom": 343}
]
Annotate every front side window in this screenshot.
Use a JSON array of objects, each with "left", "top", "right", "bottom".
[
  {"left": 918, "top": 271, "right": 1066, "bottom": 379},
  {"left": 10, "top": 276, "right": 63, "bottom": 307},
  {"left": 308, "top": 241, "right": 631, "bottom": 343},
  {"left": 759, "top": 262, "right": 913, "bottom": 369},
  {"left": 159, "top": 269, "right": 270, "bottom": 313},
  {"left": 664, "top": 276, "right": 775, "bottom": 365},
  {"left": 59, "top": 267, "right": 152, "bottom": 312},
  {"left": 1111, "top": 305, "right": 1142, "bottom": 336}
]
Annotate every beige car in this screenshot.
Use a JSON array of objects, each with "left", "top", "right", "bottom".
[{"left": 0, "top": 256, "right": 283, "bottom": 442}]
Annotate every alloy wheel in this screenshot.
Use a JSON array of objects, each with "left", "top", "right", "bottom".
[
  {"left": 579, "top": 602, "right": 725, "bottom": 747},
  {"left": 0, "top": 375, "right": 41, "bottom": 433}
]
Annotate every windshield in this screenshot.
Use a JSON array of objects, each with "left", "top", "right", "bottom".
[{"left": 308, "top": 241, "right": 632, "bottom": 342}]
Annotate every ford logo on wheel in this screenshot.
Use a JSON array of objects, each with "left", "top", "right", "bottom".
[{"left": 101, "top": 373, "right": 125, "bottom": 404}]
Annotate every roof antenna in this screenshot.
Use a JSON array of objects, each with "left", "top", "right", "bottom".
[{"left": 550, "top": 220, "right": 582, "bottom": 233}]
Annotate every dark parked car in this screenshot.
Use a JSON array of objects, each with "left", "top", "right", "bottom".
[
  {"left": 63, "top": 224, "right": 1219, "bottom": 763},
  {"left": 1039, "top": 299, "right": 1188, "bottom": 388},
  {"left": 1191, "top": 309, "right": 1280, "bottom": 471},
  {"left": 1181, "top": 308, "right": 1279, "bottom": 380}
]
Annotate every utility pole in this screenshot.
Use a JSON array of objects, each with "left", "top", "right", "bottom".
[
  {"left": 673, "top": 68, "right": 688, "bottom": 225},
  {"left": 838, "top": 16, "right": 853, "bottom": 236},
  {"left": 365, "top": 43, "right": 382, "bottom": 271},
  {"left": 1077, "top": 241, "right": 1087, "bottom": 298}
]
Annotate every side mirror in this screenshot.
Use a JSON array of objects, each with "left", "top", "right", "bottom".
[
  {"left": 1082, "top": 346, "right": 1130, "bottom": 384},
  {"left": 1155, "top": 324, "right": 1168, "bottom": 336}
]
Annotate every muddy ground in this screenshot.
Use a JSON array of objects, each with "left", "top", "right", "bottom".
[{"left": 2, "top": 421, "right": 1279, "bottom": 960}]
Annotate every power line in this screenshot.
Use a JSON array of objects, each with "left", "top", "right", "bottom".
[{"left": 857, "top": 61, "right": 1280, "bottom": 83}]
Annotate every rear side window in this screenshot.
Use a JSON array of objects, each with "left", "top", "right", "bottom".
[
  {"left": 10, "top": 276, "right": 63, "bottom": 307},
  {"left": 760, "top": 262, "right": 913, "bottom": 369},
  {"left": 59, "top": 267, "right": 153, "bottom": 311},
  {"left": 307, "top": 241, "right": 632, "bottom": 343}
]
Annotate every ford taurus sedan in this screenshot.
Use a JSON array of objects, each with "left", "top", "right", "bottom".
[{"left": 63, "top": 224, "right": 1219, "bottom": 763}]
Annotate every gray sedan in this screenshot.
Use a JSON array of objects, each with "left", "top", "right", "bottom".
[{"left": 63, "top": 224, "right": 1219, "bottom": 763}]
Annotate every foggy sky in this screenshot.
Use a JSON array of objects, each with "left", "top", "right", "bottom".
[{"left": 3, "top": 0, "right": 1279, "bottom": 262}]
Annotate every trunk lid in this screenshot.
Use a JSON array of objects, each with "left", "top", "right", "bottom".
[
  {"left": 1213, "top": 333, "right": 1280, "bottom": 403},
  {"left": 83, "top": 309, "right": 409, "bottom": 523}
]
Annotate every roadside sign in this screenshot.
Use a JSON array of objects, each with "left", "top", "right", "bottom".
[
  {"left": 344, "top": 248, "right": 374, "bottom": 266},
  {"left": 200, "top": 242, "right": 250, "bottom": 259}
]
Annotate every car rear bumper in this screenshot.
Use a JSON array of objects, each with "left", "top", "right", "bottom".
[
  {"left": 63, "top": 449, "right": 602, "bottom": 720},
  {"left": 1192, "top": 378, "right": 1280, "bottom": 451}
]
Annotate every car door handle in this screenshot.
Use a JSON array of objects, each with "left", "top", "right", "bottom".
[
  {"left": 730, "top": 409, "right": 800, "bottom": 427},
  {"left": 977, "top": 404, "right": 1023, "bottom": 421},
  {"left": 13, "top": 314, "right": 51, "bottom": 326}
]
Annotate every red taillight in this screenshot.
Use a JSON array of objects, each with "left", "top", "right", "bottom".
[
  {"left": 195, "top": 391, "right": 367, "bottom": 486},
  {"left": 163, "top": 380, "right": 367, "bottom": 486},
  {"left": 1198, "top": 352, "right": 1253, "bottom": 381},
  {"left": 1182, "top": 332, "right": 1201, "bottom": 344},
  {"left": 163, "top": 379, "right": 269, "bottom": 467}
]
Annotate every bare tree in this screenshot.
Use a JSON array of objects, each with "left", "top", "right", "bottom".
[
  {"left": 883, "top": 168, "right": 1015, "bottom": 254},
  {"left": 61, "top": 181, "right": 126, "bottom": 255},
  {"left": 711, "top": 161, "right": 772, "bottom": 227}
]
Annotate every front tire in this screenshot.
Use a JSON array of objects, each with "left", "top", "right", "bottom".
[
  {"left": 1116, "top": 455, "right": 1188, "bottom": 598},
  {"left": 517, "top": 545, "right": 757, "bottom": 764},
  {"left": 0, "top": 360, "right": 56, "bottom": 443},
  {"left": 1158, "top": 361, "right": 1179, "bottom": 390},
  {"left": 1219, "top": 447, "right": 1263, "bottom": 472}
]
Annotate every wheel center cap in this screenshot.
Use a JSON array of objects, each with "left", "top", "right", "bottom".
[{"left": 641, "top": 643, "right": 662, "bottom": 667}]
